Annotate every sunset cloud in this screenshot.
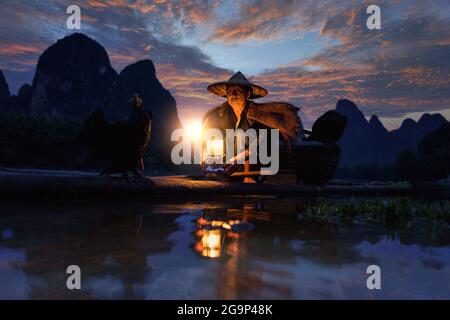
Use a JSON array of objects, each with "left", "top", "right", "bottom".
[{"left": 0, "top": 0, "right": 448, "bottom": 129}]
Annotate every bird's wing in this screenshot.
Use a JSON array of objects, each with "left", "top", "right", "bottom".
[{"left": 74, "top": 109, "right": 110, "bottom": 168}]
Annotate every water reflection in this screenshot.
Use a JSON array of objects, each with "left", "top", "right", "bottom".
[
  {"left": 196, "top": 228, "right": 222, "bottom": 258},
  {"left": 194, "top": 208, "right": 247, "bottom": 259},
  {"left": 0, "top": 198, "right": 448, "bottom": 299}
]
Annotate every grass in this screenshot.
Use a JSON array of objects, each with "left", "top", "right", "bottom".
[{"left": 303, "top": 197, "right": 450, "bottom": 228}]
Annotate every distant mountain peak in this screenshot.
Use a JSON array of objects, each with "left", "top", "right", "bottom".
[
  {"left": 0, "top": 69, "right": 11, "bottom": 109},
  {"left": 104, "top": 56, "right": 181, "bottom": 161},
  {"left": 17, "top": 83, "right": 31, "bottom": 96},
  {"left": 62, "top": 32, "right": 89, "bottom": 40},
  {"left": 37, "top": 32, "right": 113, "bottom": 71},
  {"left": 30, "top": 32, "right": 117, "bottom": 117},
  {"left": 417, "top": 113, "right": 447, "bottom": 126},
  {"left": 336, "top": 99, "right": 448, "bottom": 166},
  {"left": 121, "top": 59, "right": 156, "bottom": 78},
  {"left": 368, "top": 114, "right": 388, "bottom": 133},
  {"left": 369, "top": 114, "right": 380, "bottom": 124},
  {"left": 336, "top": 99, "right": 361, "bottom": 114},
  {"left": 399, "top": 118, "right": 417, "bottom": 129},
  {"left": 9, "top": 83, "right": 32, "bottom": 113},
  {"left": 335, "top": 99, "right": 368, "bottom": 131},
  {"left": 55, "top": 33, "right": 104, "bottom": 49}
]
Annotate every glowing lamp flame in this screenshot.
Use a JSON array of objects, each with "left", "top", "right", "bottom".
[{"left": 183, "top": 119, "right": 203, "bottom": 142}]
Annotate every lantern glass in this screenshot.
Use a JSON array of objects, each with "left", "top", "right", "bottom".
[{"left": 206, "top": 138, "right": 224, "bottom": 157}]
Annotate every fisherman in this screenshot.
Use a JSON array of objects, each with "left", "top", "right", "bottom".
[{"left": 202, "top": 71, "right": 302, "bottom": 182}]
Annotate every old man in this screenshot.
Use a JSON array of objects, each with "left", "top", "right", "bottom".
[{"left": 202, "top": 71, "right": 302, "bottom": 182}]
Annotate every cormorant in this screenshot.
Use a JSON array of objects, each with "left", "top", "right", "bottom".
[{"left": 75, "top": 94, "right": 154, "bottom": 185}]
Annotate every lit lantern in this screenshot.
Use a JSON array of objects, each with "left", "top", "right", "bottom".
[{"left": 205, "top": 138, "right": 224, "bottom": 158}]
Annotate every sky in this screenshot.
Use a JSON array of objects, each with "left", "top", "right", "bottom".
[{"left": 0, "top": 0, "right": 449, "bottom": 129}]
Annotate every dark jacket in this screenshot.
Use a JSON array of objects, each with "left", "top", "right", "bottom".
[{"left": 202, "top": 100, "right": 302, "bottom": 150}]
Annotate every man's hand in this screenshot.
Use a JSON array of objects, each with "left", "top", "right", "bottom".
[{"left": 223, "top": 162, "right": 240, "bottom": 176}]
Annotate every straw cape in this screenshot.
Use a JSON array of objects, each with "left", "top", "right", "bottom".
[{"left": 204, "top": 72, "right": 302, "bottom": 150}]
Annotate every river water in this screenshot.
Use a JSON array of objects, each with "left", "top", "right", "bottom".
[{"left": 0, "top": 196, "right": 449, "bottom": 299}]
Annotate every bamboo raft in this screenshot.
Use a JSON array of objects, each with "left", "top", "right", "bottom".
[{"left": 0, "top": 167, "right": 415, "bottom": 201}]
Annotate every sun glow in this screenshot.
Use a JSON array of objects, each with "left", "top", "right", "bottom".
[{"left": 183, "top": 118, "right": 203, "bottom": 142}]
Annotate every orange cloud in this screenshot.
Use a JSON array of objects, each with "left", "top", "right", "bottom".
[{"left": 0, "top": 44, "right": 43, "bottom": 56}]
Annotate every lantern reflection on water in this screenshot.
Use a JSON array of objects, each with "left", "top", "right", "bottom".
[
  {"left": 197, "top": 229, "right": 222, "bottom": 258},
  {"left": 194, "top": 215, "right": 242, "bottom": 259}
]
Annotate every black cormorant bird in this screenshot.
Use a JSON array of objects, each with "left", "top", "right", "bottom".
[{"left": 75, "top": 94, "right": 154, "bottom": 185}]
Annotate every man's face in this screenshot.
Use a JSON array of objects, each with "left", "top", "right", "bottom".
[
  {"left": 130, "top": 96, "right": 142, "bottom": 109},
  {"left": 226, "top": 85, "right": 250, "bottom": 107}
]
